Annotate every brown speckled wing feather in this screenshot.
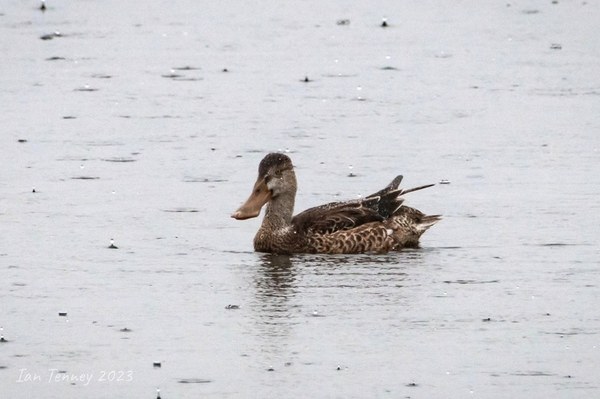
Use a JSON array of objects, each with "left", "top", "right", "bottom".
[{"left": 291, "top": 200, "right": 384, "bottom": 235}]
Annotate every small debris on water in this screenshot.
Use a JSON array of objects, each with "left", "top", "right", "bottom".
[
  {"left": 347, "top": 165, "right": 356, "bottom": 177},
  {"left": 156, "top": 388, "right": 161, "bottom": 399},
  {"left": 225, "top": 304, "right": 240, "bottom": 310},
  {"left": 302, "top": 76, "right": 311, "bottom": 82},
  {"left": 18, "top": 139, "right": 27, "bottom": 143},
  {"left": 58, "top": 312, "right": 67, "bottom": 317},
  {"left": 406, "top": 382, "right": 419, "bottom": 387},
  {"left": 267, "top": 366, "right": 275, "bottom": 372},
  {"left": 550, "top": 43, "right": 562, "bottom": 50},
  {"left": 32, "top": 188, "right": 36, "bottom": 193},
  {"left": 336, "top": 365, "right": 342, "bottom": 371},
  {"left": 108, "top": 239, "right": 118, "bottom": 249},
  {"left": 439, "top": 179, "right": 451, "bottom": 184},
  {"left": 153, "top": 362, "right": 162, "bottom": 368},
  {"left": 120, "top": 327, "right": 132, "bottom": 332},
  {"left": 0, "top": 327, "right": 7, "bottom": 343},
  {"left": 40, "top": 32, "right": 62, "bottom": 40},
  {"left": 381, "top": 18, "right": 388, "bottom": 27},
  {"left": 40, "top": 1, "right": 46, "bottom": 11},
  {"left": 336, "top": 19, "right": 350, "bottom": 25},
  {"left": 222, "top": 68, "right": 229, "bottom": 72}
]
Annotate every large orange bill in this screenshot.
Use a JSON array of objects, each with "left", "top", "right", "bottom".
[{"left": 231, "top": 178, "right": 272, "bottom": 220}]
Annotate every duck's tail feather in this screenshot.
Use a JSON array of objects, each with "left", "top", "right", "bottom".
[
  {"left": 417, "top": 214, "right": 442, "bottom": 234},
  {"left": 400, "top": 183, "right": 436, "bottom": 196}
]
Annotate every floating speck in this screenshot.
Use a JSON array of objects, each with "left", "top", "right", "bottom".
[
  {"left": 550, "top": 43, "right": 562, "bottom": 50},
  {"left": 108, "top": 239, "right": 118, "bottom": 249},
  {"left": 40, "top": 32, "right": 62, "bottom": 40},
  {"left": 225, "top": 304, "right": 240, "bottom": 310},
  {"left": 381, "top": 18, "right": 388, "bottom": 27},
  {"left": 336, "top": 19, "right": 350, "bottom": 25},
  {"left": 178, "top": 378, "right": 212, "bottom": 384},
  {"left": 40, "top": 1, "right": 46, "bottom": 11},
  {"left": 58, "top": 312, "right": 67, "bottom": 317},
  {"left": 267, "top": 366, "right": 275, "bottom": 372},
  {"left": 439, "top": 179, "right": 451, "bottom": 184},
  {"left": 153, "top": 362, "right": 162, "bottom": 368},
  {"left": 17, "top": 139, "right": 27, "bottom": 143}
]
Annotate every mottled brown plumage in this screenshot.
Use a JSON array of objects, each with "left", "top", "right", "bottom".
[{"left": 232, "top": 153, "right": 440, "bottom": 254}]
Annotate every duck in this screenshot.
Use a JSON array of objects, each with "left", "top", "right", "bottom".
[{"left": 231, "top": 153, "right": 440, "bottom": 254}]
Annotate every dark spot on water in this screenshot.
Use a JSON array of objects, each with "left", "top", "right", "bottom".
[
  {"left": 119, "top": 328, "right": 132, "bottom": 333},
  {"left": 381, "top": 19, "right": 389, "bottom": 27},
  {"left": 482, "top": 317, "right": 492, "bottom": 322},
  {"left": 58, "top": 312, "right": 67, "bottom": 317},
  {"left": 162, "top": 73, "right": 183, "bottom": 78},
  {"left": 108, "top": 243, "right": 118, "bottom": 249},
  {"left": 153, "top": 362, "right": 161, "bottom": 368},
  {"left": 380, "top": 66, "right": 399, "bottom": 71},
  {"left": 550, "top": 43, "right": 562, "bottom": 50},
  {"left": 406, "top": 382, "right": 418, "bottom": 387},
  {"left": 71, "top": 176, "right": 100, "bottom": 180},
  {"left": 302, "top": 76, "right": 311, "bottom": 82},
  {"left": 0, "top": 337, "right": 8, "bottom": 343},
  {"left": 62, "top": 116, "right": 76, "bottom": 119},
  {"left": 521, "top": 9, "right": 540, "bottom": 14},
  {"left": 91, "top": 73, "right": 112, "bottom": 79},
  {"left": 74, "top": 86, "right": 98, "bottom": 92},
  {"left": 102, "top": 157, "right": 136, "bottom": 163},
  {"left": 173, "top": 66, "right": 201, "bottom": 71},
  {"left": 337, "top": 19, "right": 350, "bottom": 25},
  {"left": 439, "top": 179, "right": 451, "bottom": 184},
  {"left": 40, "top": 32, "right": 62, "bottom": 40},
  {"left": 225, "top": 304, "right": 240, "bottom": 310},
  {"left": 222, "top": 68, "right": 229, "bottom": 72},
  {"left": 17, "top": 139, "right": 27, "bottom": 143},
  {"left": 46, "top": 56, "right": 66, "bottom": 61},
  {"left": 267, "top": 366, "right": 275, "bottom": 372},
  {"left": 0, "top": 365, "right": 7, "bottom": 369},
  {"left": 178, "top": 378, "right": 212, "bottom": 384},
  {"left": 162, "top": 208, "right": 200, "bottom": 213}
]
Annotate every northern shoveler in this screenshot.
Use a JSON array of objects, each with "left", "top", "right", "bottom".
[{"left": 232, "top": 153, "right": 440, "bottom": 254}]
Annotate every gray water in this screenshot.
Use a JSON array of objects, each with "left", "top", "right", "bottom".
[{"left": 2, "top": 0, "right": 599, "bottom": 398}]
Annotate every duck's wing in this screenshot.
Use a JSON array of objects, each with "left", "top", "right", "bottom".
[
  {"left": 292, "top": 198, "right": 386, "bottom": 235},
  {"left": 291, "top": 176, "right": 436, "bottom": 236}
]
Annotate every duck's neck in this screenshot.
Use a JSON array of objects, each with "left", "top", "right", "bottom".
[{"left": 262, "top": 190, "right": 295, "bottom": 230}]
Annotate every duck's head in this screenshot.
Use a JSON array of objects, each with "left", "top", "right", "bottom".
[{"left": 232, "top": 153, "right": 296, "bottom": 220}]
